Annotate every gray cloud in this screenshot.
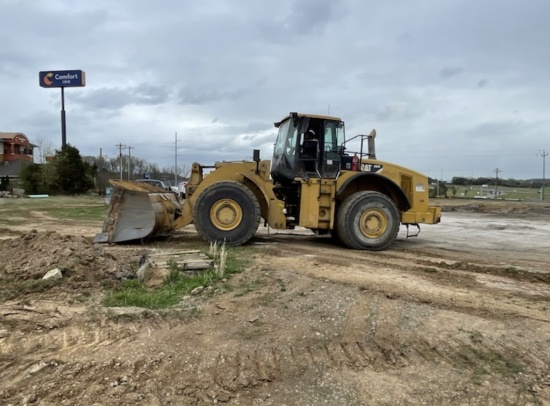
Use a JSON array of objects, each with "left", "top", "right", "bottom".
[
  {"left": 1, "top": 0, "right": 549, "bottom": 179},
  {"left": 71, "top": 85, "right": 170, "bottom": 110},
  {"left": 178, "top": 86, "right": 248, "bottom": 106},
  {"left": 467, "top": 120, "right": 536, "bottom": 140},
  {"left": 376, "top": 102, "right": 421, "bottom": 122},
  {"left": 178, "top": 77, "right": 267, "bottom": 106},
  {"left": 477, "top": 79, "right": 489, "bottom": 88},
  {"left": 287, "top": 0, "right": 345, "bottom": 36},
  {"left": 440, "top": 67, "right": 464, "bottom": 79}
]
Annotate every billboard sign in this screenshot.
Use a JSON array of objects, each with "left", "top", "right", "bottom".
[{"left": 39, "top": 70, "right": 86, "bottom": 88}]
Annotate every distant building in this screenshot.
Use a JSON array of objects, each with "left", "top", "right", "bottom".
[{"left": 0, "top": 132, "right": 36, "bottom": 178}]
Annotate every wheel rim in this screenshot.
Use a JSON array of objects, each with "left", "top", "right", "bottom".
[
  {"left": 210, "top": 199, "right": 243, "bottom": 231},
  {"left": 359, "top": 208, "right": 388, "bottom": 238}
]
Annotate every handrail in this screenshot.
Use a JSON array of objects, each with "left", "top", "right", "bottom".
[{"left": 341, "top": 129, "right": 376, "bottom": 160}]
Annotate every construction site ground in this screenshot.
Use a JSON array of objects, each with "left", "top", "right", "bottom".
[{"left": 0, "top": 198, "right": 549, "bottom": 405}]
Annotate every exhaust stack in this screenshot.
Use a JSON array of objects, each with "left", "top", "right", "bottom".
[{"left": 367, "top": 129, "right": 376, "bottom": 159}]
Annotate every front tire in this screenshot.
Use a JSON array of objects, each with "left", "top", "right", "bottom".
[
  {"left": 335, "top": 191, "right": 400, "bottom": 251},
  {"left": 193, "top": 181, "right": 261, "bottom": 246}
]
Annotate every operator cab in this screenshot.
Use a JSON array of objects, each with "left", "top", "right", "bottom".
[{"left": 271, "top": 112, "right": 346, "bottom": 183}]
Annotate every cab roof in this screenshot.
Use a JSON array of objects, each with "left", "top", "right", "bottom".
[{"left": 274, "top": 112, "right": 342, "bottom": 128}]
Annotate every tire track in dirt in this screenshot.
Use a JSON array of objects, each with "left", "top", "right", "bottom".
[
  {"left": 256, "top": 239, "right": 550, "bottom": 324},
  {"left": 2, "top": 303, "right": 547, "bottom": 406},
  {"left": 263, "top": 233, "right": 550, "bottom": 287},
  {"left": 0, "top": 323, "right": 138, "bottom": 359},
  {"left": 5, "top": 332, "right": 538, "bottom": 405}
]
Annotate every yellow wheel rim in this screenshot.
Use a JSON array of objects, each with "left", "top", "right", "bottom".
[
  {"left": 359, "top": 208, "right": 388, "bottom": 238},
  {"left": 210, "top": 199, "right": 243, "bottom": 231}
]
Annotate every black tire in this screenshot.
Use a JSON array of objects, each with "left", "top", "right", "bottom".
[
  {"left": 335, "top": 191, "right": 400, "bottom": 251},
  {"left": 329, "top": 226, "right": 345, "bottom": 247},
  {"left": 193, "top": 181, "right": 261, "bottom": 246}
]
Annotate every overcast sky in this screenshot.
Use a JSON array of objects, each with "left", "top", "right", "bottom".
[{"left": 1, "top": 0, "right": 549, "bottom": 180}]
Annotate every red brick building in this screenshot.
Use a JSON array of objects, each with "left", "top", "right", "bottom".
[
  {"left": 0, "top": 132, "right": 36, "bottom": 179},
  {"left": 0, "top": 132, "right": 35, "bottom": 163}
]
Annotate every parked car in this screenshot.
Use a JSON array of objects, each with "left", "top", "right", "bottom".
[{"left": 135, "top": 179, "right": 178, "bottom": 195}]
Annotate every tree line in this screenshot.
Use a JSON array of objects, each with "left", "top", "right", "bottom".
[
  {"left": 427, "top": 176, "right": 547, "bottom": 198},
  {"left": 18, "top": 142, "right": 545, "bottom": 196},
  {"left": 449, "top": 176, "right": 547, "bottom": 188},
  {"left": 20, "top": 144, "right": 190, "bottom": 195}
]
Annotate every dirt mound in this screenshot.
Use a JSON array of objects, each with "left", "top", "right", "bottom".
[
  {"left": 0, "top": 227, "right": 23, "bottom": 238},
  {"left": 441, "top": 201, "right": 550, "bottom": 215},
  {"left": 0, "top": 231, "right": 138, "bottom": 300}
]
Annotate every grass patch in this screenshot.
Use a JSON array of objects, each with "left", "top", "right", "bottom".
[
  {"left": 0, "top": 195, "right": 107, "bottom": 223},
  {"left": 102, "top": 247, "right": 250, "bottom": 309},
  {"left": 102, "top": 272, "right": 213, "bottom": 309},
  {"left": 43, "top": 206, "right": 106, "bottom": 221}
]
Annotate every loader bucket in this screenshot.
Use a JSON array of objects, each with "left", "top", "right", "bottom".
[{"left": 94, "top": 180, "right": 182, "bottom": 244}]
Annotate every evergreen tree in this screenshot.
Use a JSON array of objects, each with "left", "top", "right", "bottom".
[
  {"left": 53, "top": 144, "right": 94, "bottom": 194},
  {"left": 20, "top": 164, "right": 43, "bottom": 194}
]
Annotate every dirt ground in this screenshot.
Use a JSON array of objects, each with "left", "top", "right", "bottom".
[{"left": 1, "top": 199, "right": 549, "bottom": 405}]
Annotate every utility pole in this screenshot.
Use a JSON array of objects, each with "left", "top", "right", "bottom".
[
  {"left": 174, "top": 132, "right": 181, "bottom": 188},
  {"left": 494, "top": 168, "right": 501, "bottom": 198},
  {"left": 98, "top": 147, "right": 102, "bottom": 191},
  {"left": 127, "top": 146, "right": 134, "bottom": 180},
  {"left": 541, "top": 150, "right": 548, "bottom": 201},
  {"left": 116, "top": 143, "right": 126, "bottom": 180}
]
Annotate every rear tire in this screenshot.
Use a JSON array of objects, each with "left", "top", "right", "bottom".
[
  {"left": 335, "top": 191, "right": 399, "bottom": 251},
  {"left": 194, "top": 181, "right": 261, "bottom": 246}
]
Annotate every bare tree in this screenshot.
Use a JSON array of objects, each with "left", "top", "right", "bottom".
[
  {"left": 32, "top": 136, "right": 55, "bottom": 163},
  {"left": 179, "top": 163, "right": 191, "bottom": 180}
]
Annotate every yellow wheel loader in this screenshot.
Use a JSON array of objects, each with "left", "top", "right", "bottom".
[{"left": 95, "top": 113, "right": 441, "bottom": 250}]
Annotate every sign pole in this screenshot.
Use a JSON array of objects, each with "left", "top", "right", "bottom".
[
  {"left": 61, "top": 86, "right": 67, "bottom": 148},
  {"left": 39, "top": 70, "right": 86, "bottom": 149}
]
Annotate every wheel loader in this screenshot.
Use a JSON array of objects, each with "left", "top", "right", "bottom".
[{"left": 94, "top": 112, "right": 441, "bottom": 250}]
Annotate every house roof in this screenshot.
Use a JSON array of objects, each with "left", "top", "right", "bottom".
[
  {"left": 0, "top": 132, "right": 37, "bottom": 147},
  {"left": 0, "top": 132, "right": 25, "bottom": 140}
]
